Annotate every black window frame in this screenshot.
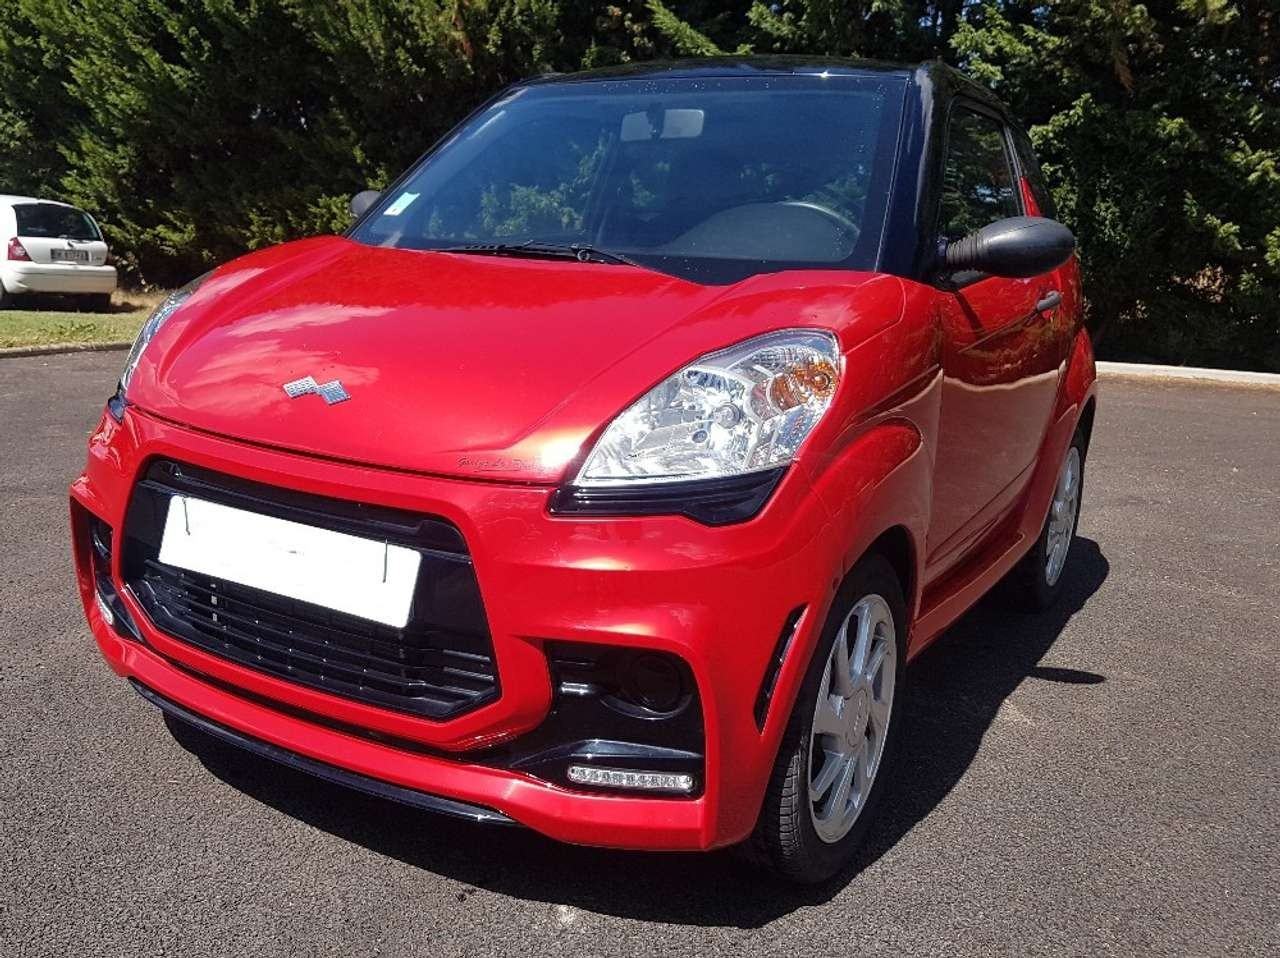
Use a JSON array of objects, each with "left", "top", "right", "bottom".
[{"left": 1008, "top": 122, "right": 1057, "bottom": 220}]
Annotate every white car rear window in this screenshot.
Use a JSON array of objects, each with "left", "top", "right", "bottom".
[{"left": 14, "top": 203, "right": 102, "bottom": 241}]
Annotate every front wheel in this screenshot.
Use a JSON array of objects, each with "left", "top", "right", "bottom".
[{"left": 748, "top": 554, "right": 907, "bottom": 883}]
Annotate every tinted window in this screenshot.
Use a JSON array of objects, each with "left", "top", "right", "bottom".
[
  {"left": 352, "top": 76, "right": 906, "bottom": 283},
  {"left": 14, "top": 203, "right": 102, "bottom": 241},
  {"left": 938, "top": 108, "right": 1019, "bottom": 241}
]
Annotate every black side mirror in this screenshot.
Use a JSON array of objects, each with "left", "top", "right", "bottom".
[
  {"left": 349, "top": 189, "right": 381, "bottom": 218},
  {"left": 943, "top": 215, "right": 1075, "bottom": 279}
]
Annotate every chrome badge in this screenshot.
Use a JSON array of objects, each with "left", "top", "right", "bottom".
[{"left": 282, "top": 375, "right": 350, "bottom": 405}]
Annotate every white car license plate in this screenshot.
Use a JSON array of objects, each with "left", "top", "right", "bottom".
[
  {"left": 158, "top": 495, "right": 422, "bottom": 628},
  {"left": 51, "top": 248, "right": 91, "bottom": 264}
]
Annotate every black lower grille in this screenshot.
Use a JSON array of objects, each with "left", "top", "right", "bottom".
[{"left": 122, "top": 460, "right": 498, "bottom": 719}]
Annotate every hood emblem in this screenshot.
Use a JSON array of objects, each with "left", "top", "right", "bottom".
[{"left": 282, "top": 375, "right": 350, "bottom": 405}]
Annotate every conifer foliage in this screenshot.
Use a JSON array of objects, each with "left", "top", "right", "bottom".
[{"left": 2, "top": 1, "right": 1275, "bottom": 369}]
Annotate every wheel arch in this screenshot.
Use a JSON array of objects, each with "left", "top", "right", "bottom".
[
  {"left": 736, "top": 416, "right": 931, "bottom": 845},
  {"left": 801, "top": 416, "right": 931, "bottom": 669},
  {"left": 1077, "top": 394, "right": 1097, "bottom": 455},
  {"left": 755, "top": 517, "right": 922, "bottom": 746},
  {"left": 864, "top": 524, "right": 917, "bottom": 633},
  {"left": 742, "top": 525, "right": 917, "bottom": 865}
]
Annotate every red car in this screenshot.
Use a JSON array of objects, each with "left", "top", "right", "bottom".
[{"left": 71, "top": 59, "right": 1095, "bottom": 882}]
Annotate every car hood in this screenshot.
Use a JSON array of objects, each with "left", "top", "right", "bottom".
[{"left": 128, "top": 236, "right": 901, "bottom": 483}]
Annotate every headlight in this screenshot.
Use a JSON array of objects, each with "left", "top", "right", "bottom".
[
  {"left": 575, "top": 329, "right": 841, "bottom": 486},
  {"left": 119, "top": 272, "right": 209, "bottom": 395}
]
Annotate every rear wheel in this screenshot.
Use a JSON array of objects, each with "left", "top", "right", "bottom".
[
  {"left": 83, "top": 292, "right": 113, "bottom": 312},
  {"left": 748, "top": 554, "right": 906, "bottom": 883},
  {"left": 1007, "top": 431, "right": 1085, "bottom": 610},
  {"left": 0, "top": 281, "right": 11, "bottom": 308}
]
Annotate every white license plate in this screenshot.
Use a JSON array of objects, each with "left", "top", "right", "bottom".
[
  {"left": 51, "top": 248, "right": 90, "bottom": 264},
  {"left": 158, "top": 496, "right": 422, "bottom": 628}
]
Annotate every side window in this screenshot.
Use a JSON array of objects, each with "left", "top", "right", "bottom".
[
  {"left": 1011, "top": 126, "right": 1057, "bottom": 219},
  {"left": 938, "top": 107, "right": 1020, "bottom": 242}
]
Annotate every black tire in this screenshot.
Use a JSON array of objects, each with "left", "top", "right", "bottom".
[
  {"left": 0, "top": 281, "right": 11, "bottom": 309},
  {"left": 84, "top": 292, "right": 113, "bottom": 312},
  {"left": 1006, "top": 430, "right": 1086, "bottom": 611},
  {"left": 748, "top": 553, "right": 908, "bottom": 883}
]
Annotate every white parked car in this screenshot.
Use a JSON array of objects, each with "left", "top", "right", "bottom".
[{"left": 1, "top": 195, "right": 117, "bottom": 310}]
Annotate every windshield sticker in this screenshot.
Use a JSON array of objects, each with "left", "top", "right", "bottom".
[{"left": 383, "top": 192, "right": 419, "bottom": 217}]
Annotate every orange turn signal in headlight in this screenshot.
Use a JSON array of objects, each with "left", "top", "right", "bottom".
[{"left": 767, "top": 357, "right": 839, "bottom": 412}]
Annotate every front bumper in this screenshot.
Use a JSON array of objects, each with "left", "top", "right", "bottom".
[
  {"left": 2, "top": 262, "right": 117, "bottom": 294},
  {"left": 71, "top": 404, "right": 842, "bottom": 850},
  {"left": 130, "top": 679, "right": 519, "bottom": 826}
]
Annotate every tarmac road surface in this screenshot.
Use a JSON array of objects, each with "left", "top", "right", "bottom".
[{"left": 2, "top": 352, "right": 1277, "bottom": 957}]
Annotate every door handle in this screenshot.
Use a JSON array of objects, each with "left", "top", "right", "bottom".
[{"left": 1035, "top": 290, "right": 1062, "bottom": 312}]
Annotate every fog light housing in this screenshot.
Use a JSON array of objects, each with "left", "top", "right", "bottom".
[
  {"left": 72, "top": 502, "right": 142, "bottom": 642},
  {"left": 567, "top": 765, "right": 695, "bottom": 794},
  {"left": 94, "top": 588, "right": 115, "bottom": 626},
  {"left": 626, "top": 653, "right": 685, "bottom": 713}
]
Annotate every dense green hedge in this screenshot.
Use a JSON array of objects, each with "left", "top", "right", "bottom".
[{"left": 3, "top": 1, "right": 1277, "bottom": 370}]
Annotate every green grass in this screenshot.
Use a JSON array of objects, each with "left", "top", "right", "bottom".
[{"left": 0, "top": 293, "right": 162, "bottom": 349}]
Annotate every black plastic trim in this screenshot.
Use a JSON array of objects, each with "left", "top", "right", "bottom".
[
  {"left": 75, "top": 503, "right": 143, "bottom": 642},
  {"left": 121, "top": 460, "right": 498, "bottom": 719},
  {"left": 94, "top": 573, "right": 143, "bottom": 642},
  {"left": 550, "top": 467, "right": 787, "bottom": 526},
  {"left": 754, "top": 606, "right": 806, "bottom": 730},
  {"left": 477, "top": 641, "right": 705, "bottom": 796},
  {"left": 106, "top": 386, "right": 126, "bottom": 422},
  {"left": 130, "top": 679, "right": 518, "bottom": 826},
  {"left": 135, "top": 459, "right": 468, "bottom": 554}
]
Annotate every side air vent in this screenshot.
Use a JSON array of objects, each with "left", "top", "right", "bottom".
[{"left": 754, "top": 606, "right": 806, "bottom": 730}]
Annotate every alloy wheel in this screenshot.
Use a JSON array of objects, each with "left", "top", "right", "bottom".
[
  {"left": 1045, "top": 446, "right": 1082, "bottom": 587},
  {"left": 807, "top": 594, "right": 897, "bottom": 844}
]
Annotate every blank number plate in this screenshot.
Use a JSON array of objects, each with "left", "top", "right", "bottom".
[{"left": 158, "top": 495, "right": 422, "bottom": 628}]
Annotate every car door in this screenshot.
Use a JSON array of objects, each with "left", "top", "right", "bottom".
[
  {"left": 926, "top": 103, "right": 1066, "bottom": 574},
  {"left": 12, "top": 202, "right": 110, "bottom": 269}
]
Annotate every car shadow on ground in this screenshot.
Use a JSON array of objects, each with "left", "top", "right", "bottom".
[{"left": 165, "top": 537, "right": 1109, "bottom": 928}]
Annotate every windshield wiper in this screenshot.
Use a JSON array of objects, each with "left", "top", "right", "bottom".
[{"left": 433, "top": 240, "right": 644, "bottom": 268}]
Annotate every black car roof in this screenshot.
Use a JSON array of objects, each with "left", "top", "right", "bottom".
[
  {"left": 520, "top": 55, "right": 917, "bottom": 84},
  {"left": 524, "top": 56, "right": 987, "bottom": 92},
  {"left": 519, "top": 56, "right": 1006, "bottom": 116}
]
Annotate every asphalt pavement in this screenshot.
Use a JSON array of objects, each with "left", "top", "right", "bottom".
[{"left": 2, "top": 351, "right": 1277, "bottom": 957}]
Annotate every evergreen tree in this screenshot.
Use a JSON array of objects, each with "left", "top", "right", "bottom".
[{"left": 2, "top": 0, "right": 1275, "bottom": 368}]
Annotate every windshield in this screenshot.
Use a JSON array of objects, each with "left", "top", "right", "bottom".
[
  {"left": 351, "top": 74, "right": 905, "bottom": 283},
  {"left": 14, "top": 203, "right": 102, "bottom": 241}
]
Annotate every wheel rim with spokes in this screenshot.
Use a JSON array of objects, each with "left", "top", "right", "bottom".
[
  {"left": 808, "top": 594, "right": 897, "bottom": 844},
  {"left": 1045, "top": 446, "right": 1082, "bottom": 587}
]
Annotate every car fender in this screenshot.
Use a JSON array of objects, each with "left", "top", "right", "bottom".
[
  {"left": 751, "top": 297, "right": 941, "bottom": 747},
  {"left": 709, "top": 419, "right": 932, "bottom": 846},
  {"left": 1019, "top": 328, "right": 1097, "bottom": 543},
  {"left": 1062, "top": 326, "right": 1097, "bottom": 430},
  {"left": 762, "top": 417, "right": 930, "bottom": 719}
]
